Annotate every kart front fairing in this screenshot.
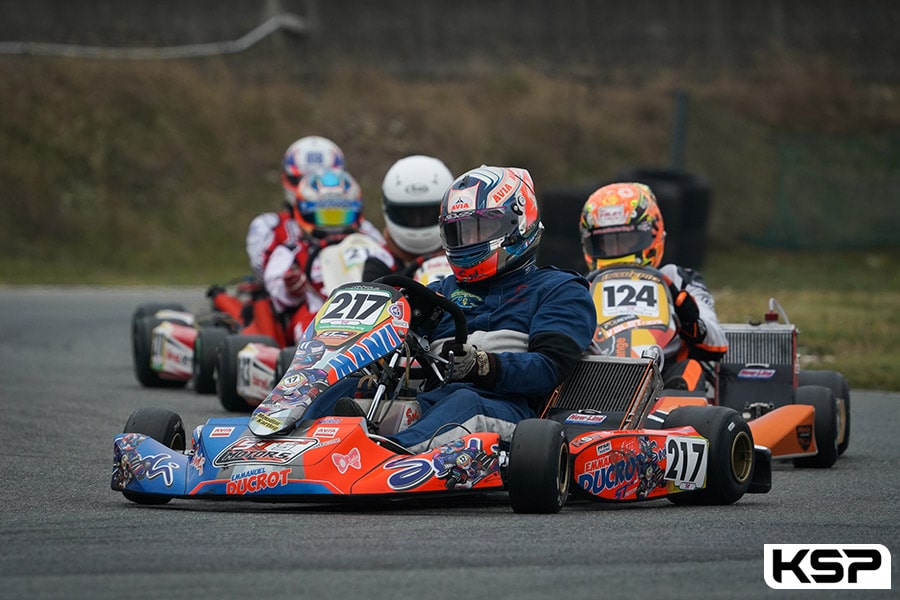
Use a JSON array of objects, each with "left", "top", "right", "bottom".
[{"left": 112, "top": 416, "right": 505, "bottom": 500}]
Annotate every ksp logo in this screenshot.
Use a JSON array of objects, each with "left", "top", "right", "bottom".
[{"left": 764, "top": 544, "right": 891, "bottom": 589}]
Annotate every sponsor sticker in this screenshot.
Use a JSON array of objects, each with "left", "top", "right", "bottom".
[
  {"left": 565, "top": 413, "right": 608, "bottom": 425},
  {"left": 738, "top": 368, "right": 777, "bottom": 379},
  {"left": 213, "top": 437, "right": 318, "bottom": 467}
]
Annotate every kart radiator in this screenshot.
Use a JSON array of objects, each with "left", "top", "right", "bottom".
[
  {"left": 544, "top": 356, "right": 662, "bottom": 429},
  {"left": 722, "top": 324, "right": 797, "bottom": 366},
  {"left": 719, "top": 323, "right": 797, "bottom": 410}
]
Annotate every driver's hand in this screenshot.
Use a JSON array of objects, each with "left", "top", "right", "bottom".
[
  {"left": 668, "top": 283, "right": 707, "bottom": 344},
  {"left": 441, "top": 342, "right": 500, "bottom": 389}
]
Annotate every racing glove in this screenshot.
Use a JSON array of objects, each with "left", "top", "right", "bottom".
[
  {"left": 669, "top": 284, "right": 707, "bottom": 344},
  {"left": 441, "top": 342, "right": 500, "bottom": 389},
  {"left": 283, "top": 265, "right": 309, "bottom": 298}
]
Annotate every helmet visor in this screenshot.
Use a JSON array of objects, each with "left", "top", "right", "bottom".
[
  {"left": 582, "top": 227, "right": 653, "bottom": 259},
  {"left": 385, "top": 203, "right": 441, "bottom": 228},
  {"left": 441, "top": 208, "right": 516, "bottom": 249},
  {"left": 299, "top": 199, "right": 361, "bottom": 228}
]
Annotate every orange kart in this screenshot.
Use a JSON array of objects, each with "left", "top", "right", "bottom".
[{"left": 552, "top": 265, "right": 847, "bottom": 477}]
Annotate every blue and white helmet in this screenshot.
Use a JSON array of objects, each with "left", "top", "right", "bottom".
[{"left": 282, "top": 136, "right": 345, "bottom": 204}]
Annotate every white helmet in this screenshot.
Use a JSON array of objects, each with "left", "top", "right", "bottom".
[
  {"left": 382, "top": 155, "right": 453, "bottom": 255},
  {"left": 282, "top": 136, "right": 345, "bottom": 204}
]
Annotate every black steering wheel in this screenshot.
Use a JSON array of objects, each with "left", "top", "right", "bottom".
[{"left": 376, "top": 274, "right": 467, "bottom": 345}]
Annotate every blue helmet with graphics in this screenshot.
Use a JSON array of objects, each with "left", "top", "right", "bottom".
[{"left": 439, "top": 165, "right": 542, "bottom": 283}]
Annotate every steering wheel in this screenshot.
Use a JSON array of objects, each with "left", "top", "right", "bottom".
[{"left": 376, "top": 274, "right": 467, "bottom": 345}]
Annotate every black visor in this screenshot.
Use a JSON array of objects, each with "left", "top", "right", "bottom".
[
  {"left": 441, "top": 208, "right": 517, "bottom": 249},
  {"left": 384, "top": 203, "right": 441, "bottom": 228},
  {"left": 582, "top": 227, "right": 653, "bottom": 259}
]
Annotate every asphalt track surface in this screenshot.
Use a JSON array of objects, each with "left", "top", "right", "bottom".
[{"left": 0, "top": 286, "right": 897, "bottom": 600}]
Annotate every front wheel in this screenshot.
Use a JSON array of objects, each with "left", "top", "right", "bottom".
[
  {"left": 507, "top": 419, "right": 569, "bottom": 514},
  {"left": 664, "top": 406, "right": 755, "bottom": 505},
  {"left": 792, "top": 385, "right": 838, "bottom": 469},
  {"left": 121, "top": 407, "right": 186, "bottom": 505},
  {"left": 131, "top": 315, "right": 188, "bottom": 388}
]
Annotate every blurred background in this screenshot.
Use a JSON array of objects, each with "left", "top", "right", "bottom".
[{"left": 1, "top": 0, "right": 898, "bottom": 279}]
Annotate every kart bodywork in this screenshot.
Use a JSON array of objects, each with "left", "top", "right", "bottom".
[{"left": 115, "top": 276, "right": 770, "bottom": 512}]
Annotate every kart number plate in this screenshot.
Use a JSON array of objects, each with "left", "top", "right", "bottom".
[
  {"left": 600, "top": 281, "right": 661, "bottom": 318},
  {"left": 664, "top": 435, "right": 708, "bottom": 489},
  {"left": 318, "top": 289, "right": 391, "bottom": 329}
]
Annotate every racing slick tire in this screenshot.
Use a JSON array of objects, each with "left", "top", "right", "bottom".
[
  {"left": 217, "top": 334, "right": 279, "bottom": 413},
  {"left": 274, "top": 346, "right": 296, "bottom": 384},
  {"left": 507, "top": 419, "right": 570, "bottom": 514},
  {"left": 193, "top": 327, "right": 228, "bottom": 394},
  {"left": 664, "top": 406, "right": 755, "bottom": 505},
  {"left": 799, "top": 370, "right": 850, "bottom": 456},
  {"left": 122, "top": 407, "right": 186, "bottom": 505},
  {"left": 131, "top": 302, "right": 187, "bottom": 323},
  {"left": 792, "top": 385, "right": 838, "bottom": 469},
  {"left": 131, "top": 315, "right": 189, "bottom": 388}
]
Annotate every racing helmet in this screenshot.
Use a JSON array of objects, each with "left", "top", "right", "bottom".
[
  {"left": 579, "top": 182, "right": 665, "bottom": 270},
  {"left": 292, "top": 168, "right": 363, "bottom": 239},
  {"left": 382, "top": 155, "right": 454, "bottom": 256},
  {"left": 439, "top": 165, "right": 542, "bottom": 283},
  {"left": 281, "top": 136, "right": 345, "bottom": 204}
]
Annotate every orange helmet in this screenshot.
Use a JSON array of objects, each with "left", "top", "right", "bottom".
[{"left": 579, "top": 182, "right": 665, "bottom": 270}]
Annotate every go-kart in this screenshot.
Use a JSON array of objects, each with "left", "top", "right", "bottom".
[
  {"left": 561, "top": 264, "right": 846, "bottom": 474},
  {"left": 130, "top": 276, "right": 290, "bottom": 396},
  {"left": 214, "top": 234, "right": 412, "bottom": 413},
  {"left": 219, "top": 246, "right": 454, "bottom": 414},
  {"left": 113, "top": 275, "right": 770, "bottom": 512}
]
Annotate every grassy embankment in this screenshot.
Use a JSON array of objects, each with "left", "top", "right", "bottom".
[{"left": 1, "top": 56, "right": 898, "bottom": 390}]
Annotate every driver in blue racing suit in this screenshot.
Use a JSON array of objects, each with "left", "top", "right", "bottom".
[{"left": 303, "top": 165, "right": 596, "bottom": 453}]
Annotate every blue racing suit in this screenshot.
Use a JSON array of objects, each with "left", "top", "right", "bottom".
[{"left": 304, "top": 261, "right": 596, "bottom": 453}]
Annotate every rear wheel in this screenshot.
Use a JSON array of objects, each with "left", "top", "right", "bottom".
[
  {"left": 121, "top": 407, "right": 186, "bottom": 505},
  {"left": 507, "top": 419, "right": 569, "bottom": 514},
  {"left": 216, "top": 334, "right": 278, "bottom": 412},
  {"left": 792, "top": 385, "right": 838, "bottom": 469},
  {"left": 664, "top": 406, "right": 755, "bottom": 505},
  {"left": 799, "top": 370, "right": 850, "bottom": 455},
  {"left": 193, "top": 327, "right": 228, "bottom": 394}
]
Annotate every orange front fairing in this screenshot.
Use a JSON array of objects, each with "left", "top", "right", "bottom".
[
  {"left": 748, "top": 404, "right": 817, "bottom": 459},
  {"left": 188, "top": 418, "right": 505, "bottom": 498},
  {"left": 590, "top": 267, "right": 676, "bottom": 358},
  {"left": 571, "top": 428, "right": 709, "bottom": 502}
]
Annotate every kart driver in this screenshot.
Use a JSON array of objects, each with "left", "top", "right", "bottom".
[
  {"left": 247, "top": 136, "right": 370, "bottom": 278},
  {"left": 262, "top": 167, "right": 388, "bottom": 344},
  {"left": 579, "top": 182, "right": 728, "bottom": 391},
  {"left": 361, "top": 155, "right": 455, "bottom": 283},
  {"left": 303, "top": 165, "right": 597, "bottom": 453}
]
